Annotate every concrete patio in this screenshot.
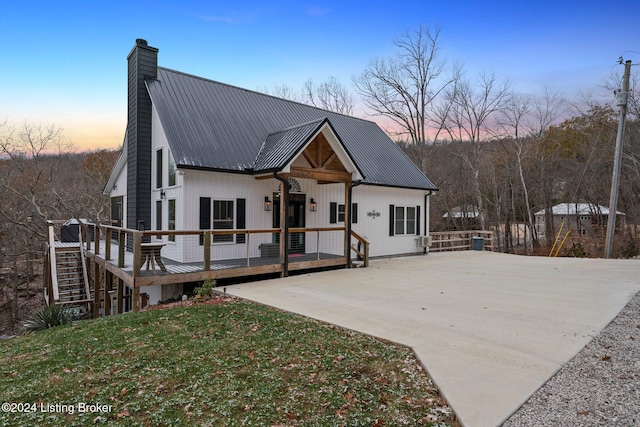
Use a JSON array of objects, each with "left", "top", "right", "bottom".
[{"left": 221, "top": 251, "right": 640, "bottom": 427}]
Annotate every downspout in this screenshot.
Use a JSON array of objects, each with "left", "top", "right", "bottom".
[
  {"left": 348, "top": 180, "right": 362, "bottom": 266},
  {"left": 424, "top": 191, "right": 432, "bottom": 254},
  {"left": 273, "top": 172, "right": 290, "bottom": 277}
]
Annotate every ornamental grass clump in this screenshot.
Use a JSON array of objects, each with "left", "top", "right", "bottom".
[{"left": 22, "top": 304, "right": 73, "bottom": 332}]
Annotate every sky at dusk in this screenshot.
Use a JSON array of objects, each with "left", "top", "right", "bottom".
[{"left": 1, "top": 0, "right": 639, "bottom": 151}]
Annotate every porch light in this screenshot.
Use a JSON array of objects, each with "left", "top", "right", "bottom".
[
  {"left": 264, "top": 196, "right": 272, "bottom": 211},
  {"left": 309, "top": 198, "right": 317, "bottom": 212}
]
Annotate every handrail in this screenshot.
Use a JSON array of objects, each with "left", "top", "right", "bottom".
[
  {"left": 350, "top": 230, "right": 369, "bottom": 267},
  {"left": 77, "top": 228, "right": 92, "bottom": 301},
  {"left": 429, "top": 230, "right": 494, "bottom": 252},
  {"left": 46, "top": 222, "right": 60, "bottom": 302}
]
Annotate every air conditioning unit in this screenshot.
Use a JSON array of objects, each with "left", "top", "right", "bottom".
[{"left": 418, "top": 235, "right": 432, "bottom": 247}]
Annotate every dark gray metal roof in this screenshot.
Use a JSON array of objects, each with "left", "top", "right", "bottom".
[
  {"left": 146, "top": 67, "right": 438, "bottom": 191},
  {"left": 253, "top": 119, "right": 325, "bottom": 172}
]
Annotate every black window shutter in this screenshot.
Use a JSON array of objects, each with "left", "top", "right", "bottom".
[
  {"left": 416, "top": 205, "right": 421, "bottom": 235},
  {"left": 199, "top": 197, "right": 211, "bottom": 245},
  {"left": 236, "top": 198, "right": 246, "bottom": 243},
  {"left": 389, "top": 204, "right": 395, "bottom": 236},
  {"left": 330, "top": 202, "right": 337, "bottom": 224},
  {"left": 351, "top": 203, "right": 358, "bottom": 224}
]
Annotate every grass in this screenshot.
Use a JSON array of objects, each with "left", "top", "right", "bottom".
[{"left": 0, "top": 298, "right": 458, "bottom": 426}]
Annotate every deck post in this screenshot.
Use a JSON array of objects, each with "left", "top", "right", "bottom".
[
  {"left": 132, "top": 286, "right": 140, "bottom": 312},
  {"left": 94, "top": 226, "right": 101, "bottom": 256},
  {"left": 118, "top": 230, "right": 125, "bottom": 268},
  {"left": 133, "top": 231, "right": 142, "bottom": 277},
  {"left": 105, "top": 228, "right": 112, "bottom": 260},
  {"left": 116, "top": 279, "right": 123, "bottom": 315},
  {"left": 276, "top": 174, "right": 290, "bottom": 277},
  {"left": 93, "top": 260, "right": 100, "bottom": 318},
  {"left": 203, "top": 231, "right": 211, "bottom": 271},
  {"left": 246, "top": 232, "right": 250, "bottom": 266},
  {"left": 104, "top": 270, "right": 112, "bottom": 316},
  {"left": 344, "top": 181, "right": 351, "bottom": 259}
]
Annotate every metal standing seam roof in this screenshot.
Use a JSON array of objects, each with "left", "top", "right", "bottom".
[
  {"left": 253, "top": 118, "right": 326, "bottom": 172},
  {"left": 146, "top": 67, "right": 438, "bottom": 191},
  {"left": 533, "top": 203, "right": 624, "bottom": 216}
]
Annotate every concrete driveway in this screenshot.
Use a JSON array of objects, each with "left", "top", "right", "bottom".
[{"left": 221, "top": 251, "right": 640, "bottom": 427}]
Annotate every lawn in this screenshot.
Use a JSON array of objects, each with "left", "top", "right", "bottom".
[{"left": 0, "top": 297, "right": 458, "bottom": 426}]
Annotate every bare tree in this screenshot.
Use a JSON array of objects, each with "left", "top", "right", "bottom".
[
  {"left": 302, "top": 77, "right": 354, "bottom": 115},
  {"left": 353, "top": 25, "right": 456, "bottom": 143},
  {"left": 0, "top": 122, "right": 117, "bottom": 333},
  {"left": 443, "top": 71, "right": 512, "bottom": 229}
]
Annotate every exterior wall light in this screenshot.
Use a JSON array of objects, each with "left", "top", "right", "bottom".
[
  {"left": 309, "top": 198, "right": 317, "bottom": 212},
  {"left": 264, "top": 196, "right": 272, "bottom": 211}
]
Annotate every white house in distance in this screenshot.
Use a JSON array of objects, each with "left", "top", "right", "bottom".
[
  {"left": 103, "top": 40, "right": 437, "bottom": 303},
  {"left": 534, "top": 203, "right": 625, "bottom": 237}
]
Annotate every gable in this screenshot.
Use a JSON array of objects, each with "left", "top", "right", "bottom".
[{"left": 253, "top": 118, "right": 363, "bottom": 183}]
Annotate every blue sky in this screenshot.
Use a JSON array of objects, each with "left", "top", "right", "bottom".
[{"left": 1, "top": 0, "right": 639, "bottom": 150}]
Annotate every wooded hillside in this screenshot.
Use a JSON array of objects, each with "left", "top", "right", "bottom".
[
  {"left": 0, "top": 122, "right": 118, "bottom": 334},
  {"left": 401, "top": 107, "right": 640, "bottom": 257}
]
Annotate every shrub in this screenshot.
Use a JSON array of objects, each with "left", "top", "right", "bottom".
[
  {"left": 194, "top": 279, "right": 217, "bottom": 298},
  {"left": 23, "top": 304, "right": 73, "bottom": 332}
]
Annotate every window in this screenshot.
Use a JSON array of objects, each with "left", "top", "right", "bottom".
[
  {"left": 330, "top": 202, "right": 358, "bottom": 224},
  {"left": 213, "top": 200, "right": 234, "bottom": 243},
  {"left": 156, "top": 149, "right": 163, "bottom": 189},
  {"left": 406, "top": 207, "right": 416, "bottom": 234},
  {"left": 395, "top": 206, "right": 405, "bottom": 235},
  {"left": 390, "top": 205, "right": 418, "bottom": 236},
  {"left": 156, "top": 200, "right": 163, "bottom": 240},
  {"left": 168, "top": 199, "right": 175, "bottom": 242},
  {"left": 168, "top": 152, "right": 176, "bottom": 187}
]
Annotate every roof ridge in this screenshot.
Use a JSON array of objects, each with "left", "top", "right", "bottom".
[
  {"left": 156, "top": 67, "right": 375, "bottom": 125},
  {"left": 267, "top": 117, "right": 327, "bottom": 136}
]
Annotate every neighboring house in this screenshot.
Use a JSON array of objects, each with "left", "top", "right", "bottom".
[
  {"left": 534, "top": 203, "right": 625, "bottom": 237},
  {"left": 103, "top": 39, "right": 438, "bottom": 304},
  {"left": 442, "top": 205, "right": 481, "bottom": 230}
]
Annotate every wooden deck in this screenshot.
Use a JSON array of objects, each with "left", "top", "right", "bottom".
[
  {"left": 47, "top": 222, "right": 368, "bottom": 314},
  {"left": 85, "top": 240, "right": 347, "bottom": 288}
]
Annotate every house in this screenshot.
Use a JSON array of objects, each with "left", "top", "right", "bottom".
[
  {"left": 102, "top": 39, "right": 438, "bottom": 306},
  {"left": 442, "top": 205, "right": 481, "bottom": 230},
  {"left": 534, "top": 203, "right": 625, "bottom": 237}
]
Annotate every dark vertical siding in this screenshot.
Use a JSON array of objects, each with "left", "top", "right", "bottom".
[{"left": 126, "top": 39, "right": 158, "bottom": 233}]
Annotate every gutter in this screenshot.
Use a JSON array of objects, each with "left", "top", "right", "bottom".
[
  {"left": 348, "top": 180, "right": 362, "bottom": 266},
  {"left": 424, "top": 191, "right": 433, "bottom": 254}
]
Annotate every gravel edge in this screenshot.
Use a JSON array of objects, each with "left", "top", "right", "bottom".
[{"left": 502, "top": 290, "right": 640, "bottom": 426}]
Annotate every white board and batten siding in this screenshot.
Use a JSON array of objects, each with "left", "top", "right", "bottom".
[{"left": 352, "top": 185, "right": 429, "bottom": 258}]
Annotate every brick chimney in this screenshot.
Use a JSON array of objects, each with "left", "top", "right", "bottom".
[{"left": 126, "top": 39, "right": 158, "bottom": 232}]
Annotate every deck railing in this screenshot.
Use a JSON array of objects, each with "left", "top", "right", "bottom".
[
  {"left": 79, "top": 223, "right": 350, "bottom": 280},
  {"left": 429, "top": 230, "right": 494, "bottom": 252},
  {"left": 350, "top": 230, "right": 370, "bottom": 267}
]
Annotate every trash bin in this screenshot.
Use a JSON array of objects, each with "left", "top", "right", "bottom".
[{"left": 472, "top": 236, "right": 484, "bottom": 251}]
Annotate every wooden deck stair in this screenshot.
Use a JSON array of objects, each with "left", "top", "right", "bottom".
[
  {"left": 44, "top": 222, "right": 93, "bottom": 307},
  {"left": 53, "top": 248, "right": 92, "bottom": 304}
]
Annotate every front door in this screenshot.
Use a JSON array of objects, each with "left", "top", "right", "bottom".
[{"left": 273, "top": 192, "right": 306, "bottom": 254}]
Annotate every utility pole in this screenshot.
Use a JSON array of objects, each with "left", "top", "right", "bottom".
[{"left": 604, "top": 59, "right": 632, "bottom": 259}]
